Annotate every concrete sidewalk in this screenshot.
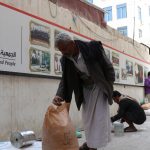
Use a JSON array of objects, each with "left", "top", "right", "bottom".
[
  {"left": 0, "top": 116, "right": 150, "bottom": 150},
  {"left": 79, "top": 116, "right": 150, "bottom": 150}
]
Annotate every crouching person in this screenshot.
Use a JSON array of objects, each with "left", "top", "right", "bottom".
[{"left": 111, "top": 90, "right": 146, "bottom": 132}]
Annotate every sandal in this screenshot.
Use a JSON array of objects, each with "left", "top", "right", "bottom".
[
  {"left": 79, "top": 142, "right": 89, "bottom": 150},
  {"left": 124, "top": 126, "right": 137, "bottom": 132}
]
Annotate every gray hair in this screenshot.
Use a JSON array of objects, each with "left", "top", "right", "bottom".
[{"left": 55, "top": 32, "right": 72, "bottom": 47}]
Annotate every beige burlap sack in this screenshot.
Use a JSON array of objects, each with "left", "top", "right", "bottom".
[
  {"left": 141, "top": 103, "right": 150, "bottom": 110},
  {"left": 42, "top": 103, "right": 79, "bottom": 150}
]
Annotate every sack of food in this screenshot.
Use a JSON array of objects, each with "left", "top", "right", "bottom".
[
  {"left": 141, "top": 103, "right": 150, "bottom": 110},
  {"left": 42, "top": 103, "right": 79, "bottom": 150}
]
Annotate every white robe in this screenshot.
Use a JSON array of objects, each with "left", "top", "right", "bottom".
[
  {"left": 69, "top": 52, "right": 111, "bottom": 148},
  {"left": 82, "top": 84, "right": 111, "bottom": 148}
]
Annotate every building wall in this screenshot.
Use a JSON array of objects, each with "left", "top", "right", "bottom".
[
  {"left": 0, "top": 0, "right": 150, "bottom": 140},
  {"left": 86, "top": 0, "right": 93, "bottom": 3},
  {"left": 97, "top": 0, "right": 150, "bottom": 46}
]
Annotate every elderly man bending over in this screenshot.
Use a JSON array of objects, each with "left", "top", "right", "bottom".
[{"left": 52, "top": 33, "right": 115, "bottom": 150}]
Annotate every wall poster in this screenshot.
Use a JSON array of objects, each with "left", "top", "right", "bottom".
[
  {"left": 134, "top": 63, "right": 143, "bottom": 84},
  {"left": 54, "top": 53, "right": 62, "bottom": 74},
  {"left": 103, "top": 46, "right": 150, "bottom": 86},
  {"left": 0, "top": 3, "right": 150, "bottom": 85},
  {"left": 126, "top": 60, "right": 133, "bottom": 76},
  {"left": 30, "top": 48, "right": 51, "bottom": 73}
]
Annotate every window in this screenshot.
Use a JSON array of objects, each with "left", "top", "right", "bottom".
[
  {"left": 139, "top": 29, "right": 142, "bottom": 38},
  {"left": 138, "top": 6, "right": 142, "bottom": 22},
  {"left": 103, "top": 6, "right": 112, "bottom": 22},
  {"left": 117, "top": 26, "right": 128, "bottom": 36},
  {"left": 117, "top": 3, "right": 127, "bottom": 19},
  {"left": 86, "top": 0, "right": 93, "bottom": 3}
]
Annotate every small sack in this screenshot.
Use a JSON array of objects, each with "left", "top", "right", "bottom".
[
  {"left": 42, "top": 103, "right": 79, "bottom": 150},
  {"left": 141, "top": 103, "right": 150, "bottom": 110}
]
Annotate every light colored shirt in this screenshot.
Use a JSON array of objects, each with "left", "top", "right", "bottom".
[{"left": 68, "top": 52, "right": 90, "bottom": 76}]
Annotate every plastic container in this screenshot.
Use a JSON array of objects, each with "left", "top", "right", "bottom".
[
  {"left": 113, "top": 122, "right": 124, "bottom": 136},
  {"left": 75, "top": 130, "right": 82, "bottom": 138}
]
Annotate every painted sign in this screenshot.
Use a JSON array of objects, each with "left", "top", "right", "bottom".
[{"left": 0, "top": 3, "right": 150, "bottom": 86}]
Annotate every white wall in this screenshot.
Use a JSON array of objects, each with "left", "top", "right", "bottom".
[{"left": 0, "top": 75, "right": 58, "bottom": 139}]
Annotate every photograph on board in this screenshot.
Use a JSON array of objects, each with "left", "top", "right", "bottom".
[
  {"left": 54, "top": 30, "right": 61, "bottom": 50},
  {"left": 121, "top": 68, "right": 127, "bottom": 80},
  {"left": 54, "top": 53, "right": 62, "bottom": 75},
  {"left": 112, "top": 52, "right": 119, "bottom": 67},
  {"left": 126, "top": 60, "right": 133, "bottom": 76},
  {"left": 30, "top": 48, "right": 50, "bottom": 73},
  {"left": 30, "top": 21, "right": 50, "bottom": 48},
  {"left": 114, "top": 68, "right": 120, "bottom": 82},
  {"left": 135, "top": 63, "right": 143, "bottom": 84}
]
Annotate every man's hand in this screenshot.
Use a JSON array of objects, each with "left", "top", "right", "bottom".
[{"left": 52, "top": 96, "right": 64, "bottom": 106}]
